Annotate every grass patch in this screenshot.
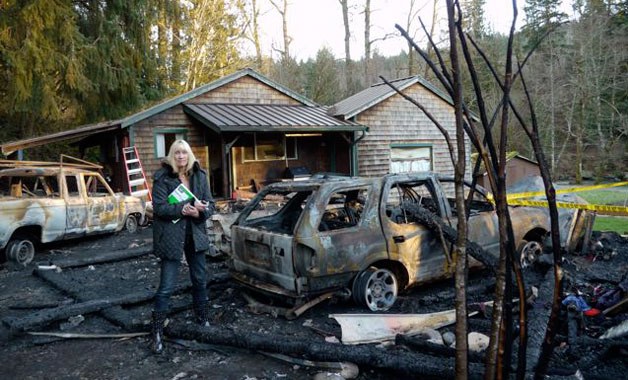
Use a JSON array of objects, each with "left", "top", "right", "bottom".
[
  {"left": 593, "top": 216, "right": 628, "bottom": 234},
  {"left": 577, "top": 186, "right": 628, "bottom": 205}
]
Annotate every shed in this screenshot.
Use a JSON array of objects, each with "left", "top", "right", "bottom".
[
  {"left": 1, "top": 69, "right": 367, "bottom": 199},
  {"left": 330, "top": 76, "right": 471, "bottom": 179},
  {"left": 472, "top": 152, "right": 541, "bottom": 190}
]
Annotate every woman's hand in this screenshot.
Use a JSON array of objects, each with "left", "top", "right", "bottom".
[
  {"left": 193, "top": 200, "right": 208, "bottom": 212},
  {"left": 182, "top": 203, "right": 200, "bottom": 218}
]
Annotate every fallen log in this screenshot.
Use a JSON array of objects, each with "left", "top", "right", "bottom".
[
  {"left": 526, "top": 268, "right": 554, "bottom": 373},
  {"left": 2, "top": 291, "right": 154, "bottom": 331},
  {"left": 25, "top": 268, "right": 231, "bottom": 332},
  {"left": 41, "top": 246, "right": 153, "bottom": 269},
  {"left": 168, "top": 323, "right": 486, "bottom": 379},
  {"left": 401, "top": 202, "right": 498, "bottom": 270}
]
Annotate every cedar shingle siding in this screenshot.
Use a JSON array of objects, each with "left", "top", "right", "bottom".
[{"left": 354, "top": 83, "right": 470, "bottom": 178}]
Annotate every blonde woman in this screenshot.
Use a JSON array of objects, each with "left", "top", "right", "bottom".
[{"left": 149, "top": 140, "right": 214, "bottom": 354}]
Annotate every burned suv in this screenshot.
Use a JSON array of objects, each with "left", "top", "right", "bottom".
[{"left": 230, "top": 173, "right": 586, "bottom": 311}]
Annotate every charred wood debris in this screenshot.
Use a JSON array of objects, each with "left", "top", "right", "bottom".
[{"left": 0, "top": 213, "right": 626, "bottom": 379}]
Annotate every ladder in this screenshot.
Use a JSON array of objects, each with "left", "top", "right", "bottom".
[{"left": 122, "top": 146, "right": 152, "bottom": 201}]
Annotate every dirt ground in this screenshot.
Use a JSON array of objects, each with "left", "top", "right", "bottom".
[{"left": 0, "top": 223, "right": 626, "bottom": 379}]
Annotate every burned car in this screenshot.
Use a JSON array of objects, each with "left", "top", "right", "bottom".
[
  {"left": 230, "top": 173, "right": 587, "bottom": 311},
  {"left": 0, "top": 164, "right": 145, "bottom": 266}
]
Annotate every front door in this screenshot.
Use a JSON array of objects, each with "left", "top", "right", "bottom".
[
  {"left": 381, "top": 177, "right": 453, "bottom": 285},
  {"left": 83, "top": 173, "right": 119, "bottom": 231},
  {"left": 64, "top": 173, "right": 87, "bottom": 238}
]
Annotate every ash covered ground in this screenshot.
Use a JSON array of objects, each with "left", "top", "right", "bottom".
[{"left": 0, "top": 225, "right": 626, "bottom": 380}]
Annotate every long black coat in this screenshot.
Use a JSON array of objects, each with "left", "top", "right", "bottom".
[{"left": 152, "top": 161, "right": 214, "bottom": 260}]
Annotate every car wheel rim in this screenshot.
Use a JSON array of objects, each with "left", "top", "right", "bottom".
[
  {"left": 360, "top": 268, "right": 398, "bottom": 311},
  {"left": 520, "top": 240, "right": 543, "bottom": 269},
  {"left": 9, "top": 240, "right": 35, "bottom": 266},
  {"left": 125, "top": 215, "right": 138, "bottom": 233}
]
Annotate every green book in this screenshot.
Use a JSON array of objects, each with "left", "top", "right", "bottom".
[
  {"left": 168, "top": 183, "right": 197, "bottom": 204},
  {"left": 168, "top": 183, "right": 197, "bottom": 223}
]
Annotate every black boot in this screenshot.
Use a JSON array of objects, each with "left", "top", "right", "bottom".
[
  {"left": 194, "top": 304, "right": 210, "bottom": 327},
  {"left": 151, "top": 311, "right": 167, "bottom": 354}
]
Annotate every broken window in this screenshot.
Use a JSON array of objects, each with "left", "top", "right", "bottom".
[
  {"left": 83, "top": 174, "right": 112, "bottom": 197},
  {"left": 0, "top": 175, "right": 59, "bottom": 198},
  {"left": 385, "top": 181, "right": 440, "bottom": 224},
  {"left": 441, "top": 180, "right": 494, "bottom": 217},
  {"left": 241, "top": 132, "right": 298, "bottom": 162},
  {"left": 241, "top": 190, "right": 312, "bottom": 235},
  {"left": 65, "top": 175, "right": 80, "bottom": 197},
  {"left": 319, "top": 188, "right": 369, "bottom": 231},
  {"left": 155, "top": 130, "right": 186, "bottom": 158}
]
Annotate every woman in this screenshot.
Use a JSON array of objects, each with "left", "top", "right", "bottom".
[{"left": 150, "top": 139, "right": 214, "bottom": 354}]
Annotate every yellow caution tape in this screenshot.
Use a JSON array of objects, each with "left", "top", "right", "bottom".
[
  {"left": 506, "top": 181, "right": 628, "bottom": 201},
  {"left": 508, "top": 199, "right": 628, "bottom": 216}
]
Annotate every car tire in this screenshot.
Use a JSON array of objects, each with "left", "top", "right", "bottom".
[
  {"left": 518, "top": 240, "right": 543, "bottom": 269},
  {"left": 125, "top": 214, "right": 138, "bottom": 233},
  {"left": 6, "top": 238, "right": 35, "bottom": 266},
  {"left": 352, "top": 267, "right": 398, "bottom": 311}
]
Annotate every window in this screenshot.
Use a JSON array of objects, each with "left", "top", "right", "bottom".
[
  {"left": 66, "top": 175, "right": 80, "bottom": 197},
  {"left": 390, "top": 145, "right": 432, "bottom": 173},
  {"left": 241, "top": 132, "right": 298, "bottom": 162},
  {"left": 155, "top": 130, "right": 187, "bottom": 158},
  {"left": 319, "top": 188, "right": 369, "bottom": 231},
  {"left": 385, "top": 180, "right": 439, "bottom": 224},
  {"left": 83, "top": 174, "right": 112, "bottom": 197}
]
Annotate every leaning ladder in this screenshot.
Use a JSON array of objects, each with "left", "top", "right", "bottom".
[{"left": 122, "top": 146, "right": 152, "bottom": 201}]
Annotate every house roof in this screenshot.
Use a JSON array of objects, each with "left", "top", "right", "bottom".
[
  {"left": 1, "top": 120, "right": 123, "bottom": 156},
  {"left": 0, "top": 68, "right": 325, "bottom": 156},
  {"left": 184, "top": 103, "right": 367, "bottom": 133},
  {"left": 120, "top": 68, "right": 319, "bottom": 128},
  {"left": 329, "top": 75, "right": 453, "bottom": 120}
]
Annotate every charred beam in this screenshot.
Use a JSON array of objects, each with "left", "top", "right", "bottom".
[
  {"left": 168, "top": 323, "right": 486, "bottom": 379},
  {"left": 42, "top": 246, "right": 153, "bottom": 269}
]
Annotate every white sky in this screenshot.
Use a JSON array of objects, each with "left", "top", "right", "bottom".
[{"left": 250, "top": 0, "right": 562, "bottom": 61}]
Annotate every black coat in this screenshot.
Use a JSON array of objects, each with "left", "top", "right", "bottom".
[{"left": 152, "top": 161, "right": 214, "bottom": 260}]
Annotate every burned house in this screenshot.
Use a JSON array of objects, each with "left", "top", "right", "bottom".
[
  {"left": 0, "top": 69, "right": 366, "bottom": 199},
  {"left": 330, "top": 76, "right": 471, "bottom": 179}
]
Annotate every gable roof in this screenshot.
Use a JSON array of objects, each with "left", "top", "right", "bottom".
[
  {"left": 184, "top": 103, "right": 366, "bottom": 133},
  {"left": 1, "top": 68, "right": 320, "bottom": 156},
  {"left": 330, "top": 75, "right": 453, "bottom": 120},
  {"left": 121, "top": 68, "right": 319, "bottom": 128}
]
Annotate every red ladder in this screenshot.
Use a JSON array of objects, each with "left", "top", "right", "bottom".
[{"left": 122, "top": 146, "right": 152, "bottom": 201}]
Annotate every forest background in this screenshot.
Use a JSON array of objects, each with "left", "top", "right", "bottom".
[{"left": 0, "top": 0, "right": 626, "bottom": 183}]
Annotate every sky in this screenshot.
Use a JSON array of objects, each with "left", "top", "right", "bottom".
[{"left": 250, "top": 0, "right": 568, "bottom": 61}]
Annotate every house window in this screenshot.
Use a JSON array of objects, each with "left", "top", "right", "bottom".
[
  {"left": 241, "top": 132, "right": 298, "bottom": 162},
  {"left": 155, "top": 130, "right": 187, "bottom": 158},
  {"left": 390, "top": 145, "right": 432, "bottom": 173}
]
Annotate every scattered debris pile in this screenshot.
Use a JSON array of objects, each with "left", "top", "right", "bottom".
[{"left": 0, "top": 226, "right": 626, "bottom": 379}]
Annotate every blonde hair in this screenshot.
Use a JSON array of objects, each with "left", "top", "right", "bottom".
[{"left": 166, "top": 139, "right": 197, "bottom": 174}]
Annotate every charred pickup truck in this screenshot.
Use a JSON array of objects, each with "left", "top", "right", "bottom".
[
  {"left": 0, "top": 162, "right": 145, "bottom": 266},
  {"left": 230, "top": 173, "right": 588, "bottom": 311}
]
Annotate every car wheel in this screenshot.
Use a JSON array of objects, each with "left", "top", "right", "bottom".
[
  {"left": 352, "top": 267, "right": 398, "bottom": 311},
  {"left": 125, "top": 214, "right": 138, "bottom": 233},
  {"left": 519, "top": 240, "right": 543, "bottom": 269},
  {"left": 6, "top": 239, "right": 35, "bottom": 266}
]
